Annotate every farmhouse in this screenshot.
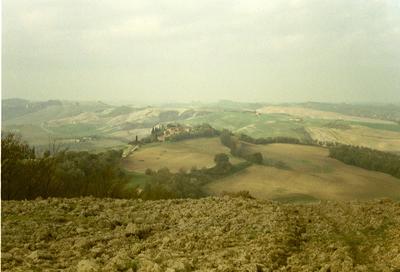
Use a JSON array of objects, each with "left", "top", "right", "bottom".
[{"left": 156, "top": 124, "right": 191, "bottom": 142}]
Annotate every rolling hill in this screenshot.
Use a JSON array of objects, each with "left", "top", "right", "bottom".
[
  {"left": 122, "top": 137, "right": 400, "bottom": 201},
  {"left": 122, "top": 137, "right": 244, "bottom": 173},
  {"left": 206, "top": 143, "right": 400, "bottom": 201},
  {"left": 2, "top": 99, "right": 400, "bottom": 153}
]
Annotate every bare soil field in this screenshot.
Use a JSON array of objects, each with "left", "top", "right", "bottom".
[
  {"left": 122, "top": 138, "right": 243, "bottom": 173},
  {"left": 307, "top": 126, "right": 400, "bottom": 152},
  {"left": 257, "top": 106, "right": 395, "bottom": 124},
  {"left": 2, "top": 197, "right": 400, "bottom": 271},
  {"left": 206, "top": 143, "right": 400, "bottom": 201}
]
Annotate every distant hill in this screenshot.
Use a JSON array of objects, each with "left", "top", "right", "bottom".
[
  {"left": 2, "top": 98, "right": 63, "bottom": 121},
  {"left": 2, "top": 99, "right": 111, "bottom": 123},
  {"left": 124, "top": 138, "right": 400, "bottom": 201},
  {"left": 2, "top": 99, "right": 400, "bottom": 153},
  {"left": 299, "top": 101, "right": 400, "bottom": 123}
]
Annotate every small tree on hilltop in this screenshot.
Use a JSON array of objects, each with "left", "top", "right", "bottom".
[
  {"left": 246, "top": 152, "right": 264, "bottom": 164},
  {"left": 213, "top": 153, "right": 232, "bottom": 174},
  {"left": 214, "top": 153, "right": 229, "bottom": 165}
]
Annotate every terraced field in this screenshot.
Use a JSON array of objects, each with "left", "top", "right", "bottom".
[{"left": 206, "top": 143, "right": 400, "bottom": 201}]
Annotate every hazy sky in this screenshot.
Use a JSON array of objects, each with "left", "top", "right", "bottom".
[{"left": 2, "top": 0, "right": 400, "bottom": 103}]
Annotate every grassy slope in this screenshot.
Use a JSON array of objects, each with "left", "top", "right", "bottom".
[
  {"left": 307, "top": 125, "right": 400, "bottom": 152},
  {"left": 206, "top": 143, "right": 400, "bottom": 201},
  {"left": 120, "top": 137, "right": 400, "bottom": 201},
  {"left": 122, "top": 137, "right": 243, "bottom": 173}
]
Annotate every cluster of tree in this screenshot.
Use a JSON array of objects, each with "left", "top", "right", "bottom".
[
  {"left": 141, "top": 167, "right": 206, "bottom": 200},
  {"left": 220, "top": 130, "right": 244, "bottom": 156},
  {"left": 139, "top": 125, "right": 164, "bottom": 143},
  {"left": 168, "top": 123, "right": 220, "bottom": 141},
  {"left": 220, "top": 190, "right": 254, "bottom": 199},
  {"left": 238, "top": 133, "right": 303, "bottom": 145},
  {"left": 220, "top": 130, "right": 290, "bottom": 169},
  {"left": 220, "top": 130, "right": 263, "bottom": 161},
  {"left": 141, "top": 153, "right": 251, "bottom": 200},
  {"left": 329, "top": 144, "right": 400, "bottom": 178},
  {"left": 314, "top": 141, "right": 340, "bottom": 148},
  {"left": 151, "top": 125, "right": 165, "bottom": 138},
  {"left": 243, "top": 152, "right": 264, "bottom": 164},
  {"left": 1, "top": 133, "right": 131, "bottom": 200},
  {"left": 292, "top": 127, "right": 314, "bottom": 143},
  {"left": 263, "top": 158, "right": 291, "bottom": 170},
  {"left": 140, "top": 123, "right": 220, "bottom": 144}
]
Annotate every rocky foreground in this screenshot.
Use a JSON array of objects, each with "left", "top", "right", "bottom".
[{"left": 2, "top": 197, "right": 400, "bottom": 272}]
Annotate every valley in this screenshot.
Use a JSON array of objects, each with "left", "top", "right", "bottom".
[
  {"left": 122, "top": 138, "right": 400, "bottom": 202},
  {"left": 3, "top": 98, "right": 400, "bottom": 202},
  {"left": 122, "top": 137, "right": 243, "bottom": 173},
  {"left": 206, "top": 143, "right": 400, "bottom": 201},
  {"left": 3, "top": 99, "right": 400, "bottom": 153}
]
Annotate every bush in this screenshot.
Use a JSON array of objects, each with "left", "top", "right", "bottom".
[
  {"left": 212, "top": 153, "right": 232, "bottom": 174},
  {"left": 329, "top": 144, "right": 400, "bottom": 178},
  {"left": 1, "top": 133, "right": 132, "bottom": 200},
  {"left": 140, "top": 160, "right": 253, "bottom": 200},
  {"left": 214, "top": 153, "right": 229, "bottom": 165},
  {"left": 219, "top": 131, "right": 245, "bottom": 156},
  {"left": 238, "top": 133, "right": 303, "bottom": 145},
  {"left": 245, "top": 152, "right": 264, "bottom": 164},
  {"left": 221, "top": 190, "right": 254, "bottom": 199}
]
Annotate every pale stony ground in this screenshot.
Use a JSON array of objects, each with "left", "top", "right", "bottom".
[{"left": 2, "top": 197, "right": 400, "bottom": 272}]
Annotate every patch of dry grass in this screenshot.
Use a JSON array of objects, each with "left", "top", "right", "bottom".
[
  {"left": 122, "top": 137, "right": 243, "bottom": 173},
  {"left": 307, "top": 125, "right": 400, "bottom": 152},
  {"left": 206, "top": 143, "right": 400, "bottom": 201}
]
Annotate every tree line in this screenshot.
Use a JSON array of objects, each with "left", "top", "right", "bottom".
[
  {"left": 141, "top": 153, "right": 251, "bottom": 200},
  {"left": 138, "top": 123, "right": 220, "bottom": 144},
  {"left": 1, "top": 132, "right": 253, "bottom": 201},
  {"left": 1, "top": 133, "right": 131, "bottom": 200},
  {"left": 329, "top": 144, "right": 400, "bottom": 179},
  {"left": 219, "top": 130, "right": 290, "bottom": 169},
  {"left": 238, "top": 133, "right": 305, "bottom": 145}
]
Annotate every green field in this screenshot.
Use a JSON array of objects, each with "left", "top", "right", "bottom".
[
  {"left": 182, "top": 111, "right": 309, "bottom": 139},
  {"left": 124, "top": 171, "right": 152, "bottom": 189},
  {"left": 48, "top": 123, "right": 102, "bottom": 137}
]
